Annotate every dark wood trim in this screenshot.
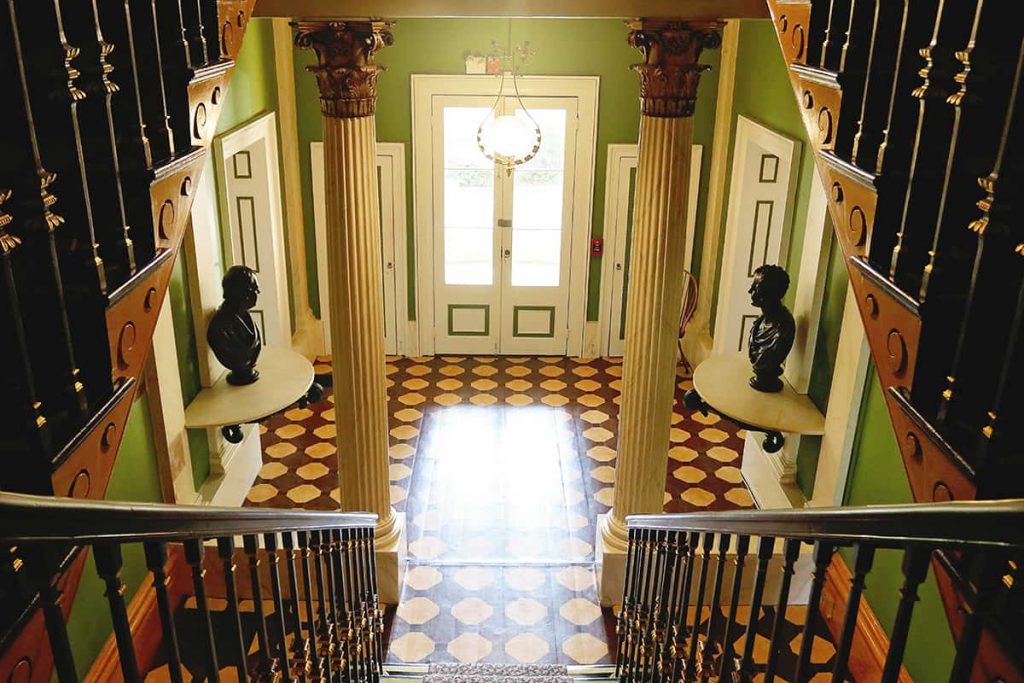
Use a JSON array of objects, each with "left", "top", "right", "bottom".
[{"left": 820, "top": 554, "right": 913, "bottom": 683}]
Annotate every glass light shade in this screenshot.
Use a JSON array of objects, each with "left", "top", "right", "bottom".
[{"left": 479, "top": 113, "right": 538, "bottom": 162}]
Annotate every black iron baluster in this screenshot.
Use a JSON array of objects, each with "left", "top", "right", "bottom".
[
  {"left": 192, "top": 0, "right": 208, "bottom": 64},
  {"left": 362, "top": 527, "right": 384, "bottom": 680},
  {"left": 7, "top": 0, "right": 87, "bottom": 416},
  {"left": 764, "top": 539, "right": 801, "bottom": 683},
  {"left": 881, "top": 547, "right": 932, "bottom": 682},
  {"left": 342, "top": 529, "right": 363, "bottom": 683},
  {"left": 629, "top": 529, "right": 654, "bottom": 683},
  {"left": 94, "top": 543, "right": 141, "bottom": 683},
  {"left": 851, "top": 0, "right": 894, "bottom": 167},
  {"left": 144, "top": 542, "right": 184, "bottom": 683},
  {"left": 263, "top": 533, "right": 293, "bottom": 682},
  {"left": 652, "top": 531, "right": 682, "bottom": 683},
  {"left": 948, "top": 554, "right": 1001, "bottom": 682},
  {"left": 111, "top": 0, "right": 152, "bottom": 167},
  {"left": 357, "top": 527, "right": 377, "bottom": 682},
  {"left": 793, "top": 542, "right": 835, "bottom": 683},
  {"left": 831, "top": 544, "right": 875, "bottom": 681},
  {"left": 22, "top": 547, "right": 78, "bottom": 682},
  {"left": 283, "top": 532, "right": 312, "bottom": 679},
  {"left": 617, "top": 527, "right": 641, "bottom": 678},
  {"left": 244, "top": 535, "right": 275, "bottom": 681},
  {"left": 184, "top": 539, "right": 220, "bottom": 682},
  {"left": 701, "top": 533, "right": 730, "bottom": 679},
  {"left": 685, "top": 533, "right": 713, "bottom": 680},
  {"left": 736, "top": 537, "right": 775, "bottom": 680},
  {"left": 717, "top": 535, "right": 749, "bottom": 680},
  {"left": 322, "top": 530, "right": 344, "bottom": 678},
  {"left": 643, "top": 531, "right": 668, "bottom": 683},
  {"left": 310, "top": 531, "right": 336, "bottom": 679},
  {"left": 334, "top": 528, "right": 354, "bottom": 683},
  {"left": 147, "top": 0, "right": 179, "bottom": 156},
  {"left": 668, "top": 532, "right": 698, "bottom": 683},
  {"left": 217, "top": 536, "right": 250, "bottom": 682},
  {"left": 297, "top": 531, "right": 323, "bottom": 679}
]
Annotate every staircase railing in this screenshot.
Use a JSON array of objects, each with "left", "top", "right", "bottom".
[
  {"left": 617, "top": 500, "right": 1024, "bottom": 683},
  {"left": 0, "top": 492, "right": 385, "bottom": 682}
]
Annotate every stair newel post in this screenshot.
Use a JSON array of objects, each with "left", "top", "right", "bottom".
[
  {"left": 184, "top": 538, "right": 220, "bottom": 682},
  {"left": 216, "top": 536, "right": 250, "bottom": 682},
  {"left": 263, "top": 532, "right": 293, "bottom": 683},
  {"left": 309, "top": 530, "right": 335, "bottom": 679},
  {"left": 282, "top": 531, "right": 313, "bottom": 679},
  {"left": 668, "top": 532, "right": 697, "bottom": 683},
  {"left": 701, "top": 532, "right": 730, "bottom": 679},
  {"left": 793, "top": 542, "right": 836, "bottom": 683},
  {"left": 93, "top": 542, "right": 141, "bottom": 682},
  {"left": 684, "top": 533, "right": 713, "bottom": 680},
  {"left": 362, "top": 526, "right": 384, "bottom": 679},
  {"left": 831, "top": 544, "right": 875, "bottom": 681},
  {"left": 717, "top": 534, "right": 749, "bottom": 681},
  {"left": 880, "top": 546, "right": 932, "bottom": 683},
  {"left": 243, "top": 534, "right": 276, "bottom": 680},
  {"left": 615, "top": 527, "right": 639, "bottom": 679},
  {"left": 296, "top": 530, "right": 324, "bottom": 680},
  {"left": 736, "top": 536, "right": 775, "bottom": 680},
  {"left": 143, "top": 541, "right": 184, "bottom": 683},
  {"left": 764, "top": 539, "right": 801, "bottom": 683}
]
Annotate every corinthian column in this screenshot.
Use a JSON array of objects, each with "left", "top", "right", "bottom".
[
  {"left": 597, "top": 20, "right": 723, "bottom": 604},
  {"left": 293, "top": 19, "right": 405, "bottom": 603}
]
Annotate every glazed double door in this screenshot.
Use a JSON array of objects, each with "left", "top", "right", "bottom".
[{"left": 431, "top": 95, "right": 579, "bottom": 355}]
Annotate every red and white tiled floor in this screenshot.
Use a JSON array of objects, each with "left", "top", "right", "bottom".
[{"left": 245, "top": 355, "right": 756, "bottom": 666}]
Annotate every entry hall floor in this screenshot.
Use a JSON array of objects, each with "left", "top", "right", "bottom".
[{"left": 245, "top": 355, "right": 756, "bottom": 665}]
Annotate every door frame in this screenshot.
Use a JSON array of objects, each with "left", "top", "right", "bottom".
[
  {"left": 411, "top": 74, "right": 599, "bottom": 356},
  {"left": 213, "top": 111, "right": 291, "bottom": 348},
  {"left": 311, "top": 141, "right": 409, "bottom": 357},
  {"left": 597, "top": 143, "right": 703, "bottom": 357}
]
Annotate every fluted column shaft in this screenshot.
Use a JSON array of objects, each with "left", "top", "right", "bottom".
[
  {"left": 293, "top": 20, "right": 398, "bottom": 551},
  {"left": 598, "top": 19, "right": 723, "bottom": 603}
]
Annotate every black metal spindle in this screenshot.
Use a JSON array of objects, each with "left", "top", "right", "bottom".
[
  {"left": 335, "top": 528, "right": 355, "bottom": 683},
  {"left": 668, "top": 532, "right": 698, "bottom": 683},
  {"left": 342, "top": 528, "right": 363, "bottom": 683},
  {"left": 263, "top": 533, "right": 293, "bottom": 682},
  {"left": 144, "top": 542, "right": 184, "bottom": 683},
  {"left": 763, "top": 539, "right": 801, "bottom": 683},
  {"left": 243, "top": 535, "right": 275, "bottom": 680},
  {"left": 310, "top": 531, "right": 335, "bottom": 679},
  {"left": 948, "top": 554, "right": 1001, "bottom": 682},
  {"left": 361, "top": 527, "right": 384, "bottom": 680},
  {"left": 628, "top": 529, "right": 653, "bottom": 682},
  {"left": 23, "top": 546, "right": 79, "bottom": 682},
  {"left": 793, "top": 542, "right": 835, "bottom": 683},
  {"left": 736, "top": 537, "right": 775, "bottom": 679},
  {"left": 881, "top": 547, "right": 932, "bottom": 682},
  {"left": 831, "top": 544, "right": 875, "bottom": 680},
  {"left": 184, "top": 538, "right": 220, "bottom": 682},
  {"left": 297, "top": 531, "right": 323, "bottom": 679},
  {"left": 653, "top": 531, "right": 683, "bottom": 683},
  {"left": 702, "top": 533, "right": 730, "bottom": 678},
  {"left": 192, "top": 0, "right": 208, "bottom": 64},
  {"left": 643, "top": 530, "right": 668, "bottom": 683},
  {"left": 321, "top": 530, "right": 345, "bottom": 678},
  {"left": 217, "top": 536, "right": 249, "bottom": 682},
  {"left": 717, "top": 534, "right": 749, "bottom": 680},
  {"left": 94, "top": 543, "right": 141, "bottom": 683},
  {"left": 282, "top": 532, "right": 311, "bottom": 678},
  {"left": 685, "top": 533, "right": 713, "bottom": 679},
  {"left": 617, "top": 528, "right": 640, "bottom": 679}
]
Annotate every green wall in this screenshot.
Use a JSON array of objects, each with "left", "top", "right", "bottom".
[
  {"left": 841, "top": 372, "right": 956, "bottom": 682},
  {"left": 293, "top": 18, "right": 721, "bottom": 322},
  {"left": 64, "top": 393, "right": 164, "bottom": 674},
  {"left": 168, "top": 17, "right": 282, "bottom": 490}
]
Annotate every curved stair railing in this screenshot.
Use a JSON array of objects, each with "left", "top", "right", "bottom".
[
  {"left": 0, "top": 492, "right": 384, "bottom": 682},
  {"left": 764, "top": 0, "right": 1024, "bottom": 678},
  {"left": 617, "top": 500, "right": 1024, "bottom": 683}
]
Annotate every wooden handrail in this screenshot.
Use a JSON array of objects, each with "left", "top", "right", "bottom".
[
  {"left": 0, "top": 492, "right": 377, "bottom": 544},
  {"left": 627, "top": 499, "right": 1024, "bottom": 550}
]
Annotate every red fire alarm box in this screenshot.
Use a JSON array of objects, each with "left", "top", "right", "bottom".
[{"left": 590, "top": 237, "right": 603, "bottom": 256}]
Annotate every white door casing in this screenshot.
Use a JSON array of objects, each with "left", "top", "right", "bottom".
[
  {"left": 312, "top": 142, "right": 408, "bottom": 357},
  {"left": 412, "top": 74, "right": 598, "bottom": 357},
  {"left": 714, "top": 116, "right": 801, "bottom": 355},
  {"left": 599, "top": 144, "right": 702, "bottom": 357},
  {"left": 214, "top": 112, "right": 291, "bottom": 348}
]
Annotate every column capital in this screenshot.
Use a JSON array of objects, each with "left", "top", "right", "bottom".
[
  {"left": 627, "top": 19, "right": 725, "bottom": 117},
  {"left": 292, "top": 19, "right": 394, "bottom": 118}
]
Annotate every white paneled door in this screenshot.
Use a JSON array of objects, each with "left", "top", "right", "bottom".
[{"left": 430, "top": 95, "right": 579, "bottom": 355}]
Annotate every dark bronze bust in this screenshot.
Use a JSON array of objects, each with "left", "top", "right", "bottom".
[
  {"left": 207, "top": 265, "right": 262, "bottom": 386},
  {"left": 747, "top": 264, "right": 795, "bottom": 393}
]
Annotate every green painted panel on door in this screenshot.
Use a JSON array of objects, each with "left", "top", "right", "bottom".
[
  {"left": 512, "top": 305, "right": 556, "bottom": 338},
  {"left": 448, "top": 304, "right": 490, "bottom": 336}
]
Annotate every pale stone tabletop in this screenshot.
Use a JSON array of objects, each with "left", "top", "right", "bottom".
[
  {"left": 184, "top": 346, "right": 315, "bottom": 428},
  {"left": 692, "top": 352, "right": 825, "bottom": 435}
]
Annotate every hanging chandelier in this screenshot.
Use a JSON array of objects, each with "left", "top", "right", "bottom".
[{"left": 477, "top": 24, "right": 541, "bottom": 174}]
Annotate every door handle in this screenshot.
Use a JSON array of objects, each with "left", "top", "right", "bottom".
[
  {"left": 503, "top": 248, "right": 511, "bottom": 259},
  {"left": 615, "top": 262, "right": 623, "bottom": 271},
  {"left": 386, "top": 261, "right": 394, "bottom": 270}
]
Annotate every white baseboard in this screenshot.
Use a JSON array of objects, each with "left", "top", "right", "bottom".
[{"left": 741, "top": 432, "right": 807, "bottom": 510}]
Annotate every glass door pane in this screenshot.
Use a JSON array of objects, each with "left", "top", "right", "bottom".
[
  {"left": 443, "top": 106, "right": 495, "bottom": 285},
  {"left": 509, "top": 108, "right": 568, "bottom": 287}
]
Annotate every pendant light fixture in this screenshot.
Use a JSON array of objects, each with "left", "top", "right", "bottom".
[{"left": 477, "top": 21, "right": 541, "bottom": 174}]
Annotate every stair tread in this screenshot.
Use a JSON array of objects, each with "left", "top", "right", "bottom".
[{"left": 427, "top": 664, "right": 569, "bottom": 677}]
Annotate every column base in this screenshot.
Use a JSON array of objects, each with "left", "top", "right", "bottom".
[
  {"left": 374, "top": 510, "right": 407, "bottom": 605},
  {"left": 595, "top": 512, "right": 629, "bottom": 606}
]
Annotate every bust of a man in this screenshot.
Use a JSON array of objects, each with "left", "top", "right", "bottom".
[
  {"left": 747, "top": 264, "right": 795, "bottom": 393},
  {"left": 207, "top": 265, "right": 262, "bottom": 386}
]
